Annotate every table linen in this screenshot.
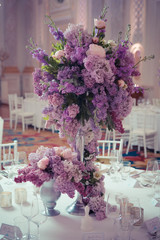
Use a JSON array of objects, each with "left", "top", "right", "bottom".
[{"left": 0, "top": 169, "right": 158, "bottom": 240}]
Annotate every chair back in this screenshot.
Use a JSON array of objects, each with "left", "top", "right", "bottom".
[
  {"left": 24, "top": 92, "right": 35, "bottom": 99},
  {"left": 96, "top": 139, "right": 123, "bottom": 161},
  {"left": 129, "top": 109, "right": 157, "bottom": 132},
  {"left": 8, "top": 94, "right": 17, "bottom": 112},
  {"left": 129, "top": 110, "right": 145, "bottom": 131},
  {"left": 0, "top": 140, "right": 19, "bottom": 170},
  {"left": 0, "top": 117, "right": 4, "bottom": 144},
  {"left": 14, "top": 96, "right": 24, "bottom": 112}
]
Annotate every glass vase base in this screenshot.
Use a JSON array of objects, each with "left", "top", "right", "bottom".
[
  {"left": 66, "top": 200, "right": 85, "bottom": 216},
  {"left": 42, "top": 208, "right": 60, "bottom": 216}
]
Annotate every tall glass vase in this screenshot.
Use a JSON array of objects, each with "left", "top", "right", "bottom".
[{"left": 66, "top": 130, "right": 85, "bottom": 216}]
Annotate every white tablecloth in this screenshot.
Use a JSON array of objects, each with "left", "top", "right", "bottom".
[{"left": 0, "top": 168, "right": 158, "bottom": 240}]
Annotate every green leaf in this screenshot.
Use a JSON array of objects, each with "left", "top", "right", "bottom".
[{"left": 43, "top": 115, "right": 49, "bottom": 120}]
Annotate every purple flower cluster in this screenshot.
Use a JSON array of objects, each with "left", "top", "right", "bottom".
[
  {"left": 48, "top": 25, "right": 65, "bottom": 42},
  {"left": 15, "top": 146, "right": 81, "bottom": 196},
  {"left": 15, "top": 145, "right": 106, "bottom": 218},
  {"left": 133, "top": 86, "right": 144, "bottom": 94},
  {"left": 26, "top": 7, "right": 143, "bottom": 220}
]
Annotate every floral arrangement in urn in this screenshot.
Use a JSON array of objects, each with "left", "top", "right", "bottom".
[
  {"left": 15, "top": 7, "right": 153, "bottom": 220},
  {"left": 15, "top": 146, "right": 106, "bottom": 219}
]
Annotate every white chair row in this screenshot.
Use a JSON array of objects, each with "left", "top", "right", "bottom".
[
  {"left": 8, "top": 94, "right": 35, "bottom": 132},
  {"left": 104, "top": 108, "right": 158, "bottom": 158}
]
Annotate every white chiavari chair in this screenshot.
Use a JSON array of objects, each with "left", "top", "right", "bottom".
[
  {"left": 0, "top": 140, "right": 19, "bottom": 170},
  {"left": 14, "top": 96, "right": 35, "bottom": 132},
  {"left": 96, "top": 139, "right": 123, "bottom": 163},
  {"left": 8, "top": 94, "right": 18, "bottom": 129},
  {"left": 126, "top": 110, "right": 157, "bottom": 158},
  {"left": 24, "top": 92, "right": 36, "bottom": 99}
]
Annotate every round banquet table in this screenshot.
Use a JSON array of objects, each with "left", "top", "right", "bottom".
[{"left": 0, "top": 168, "right": 159, "bottom": 240}]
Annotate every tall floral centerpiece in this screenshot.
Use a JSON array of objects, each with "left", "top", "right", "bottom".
[{"left": 15, "top": 7, "right": 153, "bottom": 220}]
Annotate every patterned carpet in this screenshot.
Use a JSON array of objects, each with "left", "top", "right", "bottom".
[
  {"left": 2, "top": 120, "right": 69, "bottom": 158},
  {"left": 2, "top": 120, "right": 160, "bottom": 169}
]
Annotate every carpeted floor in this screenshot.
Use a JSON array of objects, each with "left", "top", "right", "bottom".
[
  {"left": 2, "top": 120, "right": 69, "bottom": 158},
  {"left": 2, "top": 119, "right": 160, "bottom": 169}
]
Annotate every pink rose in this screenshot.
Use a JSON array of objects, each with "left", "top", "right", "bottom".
[
  {"left": 54, "top": 147, "right": 64, "bottom": 155},
  {"left": 52, "top": 50, "right": 64, "bottom": 59},
  {"left": 61, "top": 148, "right": 73, "bottom": 160},
  {"left": 67, "top": 104, "right": 80, "bottom": 118},
  {"left": 86, "top": 44, "right": 106, "bottom": 58},
  {"left": 118, "top": 79, "right": 125, "bottom": 88},
  {"left": 94, "top": 19, "right": 106, "bottom": 29},
  {"left": 37, "top": 157, "right": 49, "bottom": 170},
  {"left": 92, "top": 37, "right": 99, "bottom": 44},
  {"left": 118, "top": 79, "right": 127, "bottom": 89}
]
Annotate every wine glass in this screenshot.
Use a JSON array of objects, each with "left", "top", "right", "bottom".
[
  {"left": 3, "top": 154, "right": 16, "bottom": 184},
  {"left": 129, "top": 198, "right": 142, "bottom": 228},
  {"left": 154, "top": 175, "right": 160, "bottom": 219},
  {"left": 31, "top": 202, "right": 48, "bottom": 240},
  {"left": 115, "top": 194, "right": 129, "bottom": 218},
  {"left": 110, "top": 150, "right": 122, "bottom": 181},
  {"left": 146, "top": 158, "right": 159, "bottom": 177},
  {"left": 21, "top": 191, "right": 39, "bottom": 240},
  {"left": 120, "top": 161, "right": 131, "bottom": 181}
]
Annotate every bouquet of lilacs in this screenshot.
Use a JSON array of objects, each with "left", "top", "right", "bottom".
[
  {"left": 29, "top": 7, "right": 142, "bottom": 147},
  {"left": 15, "top": 146, "right": 106, "bottom": 220},
  {"left": 22, "top": 7, "right": 153, "bottom": 220}
]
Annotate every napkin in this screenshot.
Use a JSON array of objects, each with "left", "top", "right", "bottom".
[{"left": 81, "top": 206, "right": 93, "bottom": 232}]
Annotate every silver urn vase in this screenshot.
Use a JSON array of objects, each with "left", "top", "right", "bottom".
[
  {"left": 40, "top": 179, "right": 61, "bottom": 216},
  {"left": 66, "top": 191, "right": 85, "bottom": 216}
]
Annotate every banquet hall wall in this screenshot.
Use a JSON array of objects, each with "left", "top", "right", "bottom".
[{"left": 0, "top": 0, "right": 160, "bottom": 104}]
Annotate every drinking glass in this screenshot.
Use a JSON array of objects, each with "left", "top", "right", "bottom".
[
  {"left": 110, "top": 150, "right": 122, "bottom": 181},
  {"left": 31, "top": 202, "right": 48, "bottom": 240},
  {"left": 146, "top": 159, "right": 159, "bottom": 177},
  {"left": 129, "top": 198, "right": 142, "bottom": 227},
  {"left": 21, "top": 191, "right": 39, "bottom": 240},
  {"left": 14, "top": 216, "right": 28, "bottom": 240},
  {"left": 120, "top": 161, "right": 131, "bottom": 180},
  {"left": 154, "top": 175, "right": 160, "bottom": 219},
  {"left": 3, "top": 156, "right": 16, "bottom": 184}
]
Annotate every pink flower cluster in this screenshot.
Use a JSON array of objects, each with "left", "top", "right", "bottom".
[{"left": 15, "top": 145, "right": 106, "bottom": 219}]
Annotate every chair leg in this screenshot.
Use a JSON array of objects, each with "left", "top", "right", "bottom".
[
  {"left": 126, "top": 135, "right": 131, "bottom": 154},
  {"left": 22, "top": 117, "right": 25, "bottom": 132},
  {"left": 105, "top": 128, "right": 108, "bottom": 140},
  {"left": 154, "top": 135, "right": 158, "bottom": 154},
  {"left": 143, "top": 135, "right": 147, "bottom": 158},
  {"left": 10, "top": 115, "right": 12, "bottom": 129},
  {"left": 113, "top": 130, "right": 115, "bottom": 141},
  {"left": 14, "top": 115, "right": 18, "bottom": 130}
]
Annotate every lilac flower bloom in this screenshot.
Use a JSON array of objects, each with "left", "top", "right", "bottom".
[{"left": 48, "top": 25, "right": 65, "bottom": 42}]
